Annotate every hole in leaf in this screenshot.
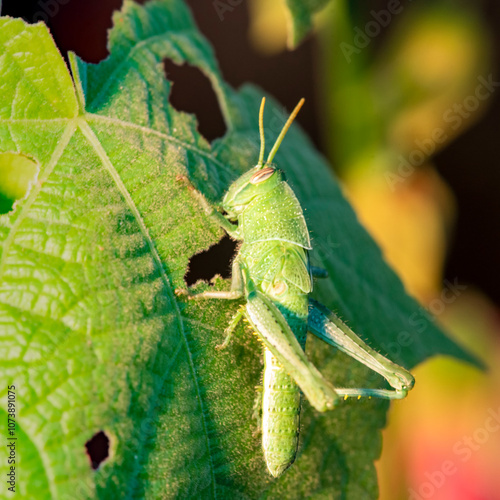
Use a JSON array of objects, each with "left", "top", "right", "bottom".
[
  {"left": 164, "top": 59, "right": 226, "bottom": 141},
  {"left": 185, "top": 235, "right": 238, "bottom": 286},
  {"left": 85, "top": 431, "right": 110, "bottom": 470},
  {"left": 0, "top": 153, "right": 39, "bottom": 214}
]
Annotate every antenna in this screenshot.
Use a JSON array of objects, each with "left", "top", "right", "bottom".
[
  {"left": 266, "top": 98, "right": 305, "bottom": 165},
  {"left": 257, "top": 97, "right": 266, "bottom": 167}
]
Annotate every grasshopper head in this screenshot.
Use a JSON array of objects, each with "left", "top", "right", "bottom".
[
  {"left": 222, "top": 97, "right": 304, "bottom": 219},
  {"left": 222, "top": 165, "right": 282, "bottom": 218}
]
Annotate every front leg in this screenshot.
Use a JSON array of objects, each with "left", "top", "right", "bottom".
[
  {"left": 176, "top": 174, "right": 241, "bottom": 239},
  {"left": 176, "top": 261, "right": 245, "bottom": 349},
  {"left": 308, "top": 299, "right": 415, "bottom": 399},
  {"left": 175, "top": 259, "right": 244, "bottom": 300}
]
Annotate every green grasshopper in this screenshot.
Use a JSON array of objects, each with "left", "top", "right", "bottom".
[{"left": 176, "top": 98, "right": 414, "bottom": 477}]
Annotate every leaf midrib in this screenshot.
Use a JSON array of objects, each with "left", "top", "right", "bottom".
[{"left": 77, "top": 117, "right": 218, "bottom": 497}]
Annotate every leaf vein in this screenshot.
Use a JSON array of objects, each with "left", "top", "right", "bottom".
[{"left": 87, "top": 112, "right": 231, "bottom": 174}]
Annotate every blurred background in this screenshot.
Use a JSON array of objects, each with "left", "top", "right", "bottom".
[{"left": 2, "top": 0, "right": 499, "bottom": 498}]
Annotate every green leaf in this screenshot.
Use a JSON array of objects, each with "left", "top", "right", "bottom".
[
  {"left": 0, "top": 1, "right": 477, "bottom": 498},
  {"left": 282, "top": 0, "right": 330, "bottom": 47}
]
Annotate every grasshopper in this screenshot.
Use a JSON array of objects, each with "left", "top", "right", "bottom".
[{"left": 176, "top": 98, "right": 414, "bottom": 477}]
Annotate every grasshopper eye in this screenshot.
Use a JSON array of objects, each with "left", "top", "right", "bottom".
[{"left": 250, "top": 167, "right": 275, "bottom": 184}]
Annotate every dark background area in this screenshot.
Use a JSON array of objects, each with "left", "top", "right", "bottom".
[{"left": 2, "top": 0, "right": 499, "bottom": 307}]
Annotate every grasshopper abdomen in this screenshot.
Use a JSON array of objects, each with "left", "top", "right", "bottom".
[{"left": 262, "top": 349, "right": 302, "bottom": 477}]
